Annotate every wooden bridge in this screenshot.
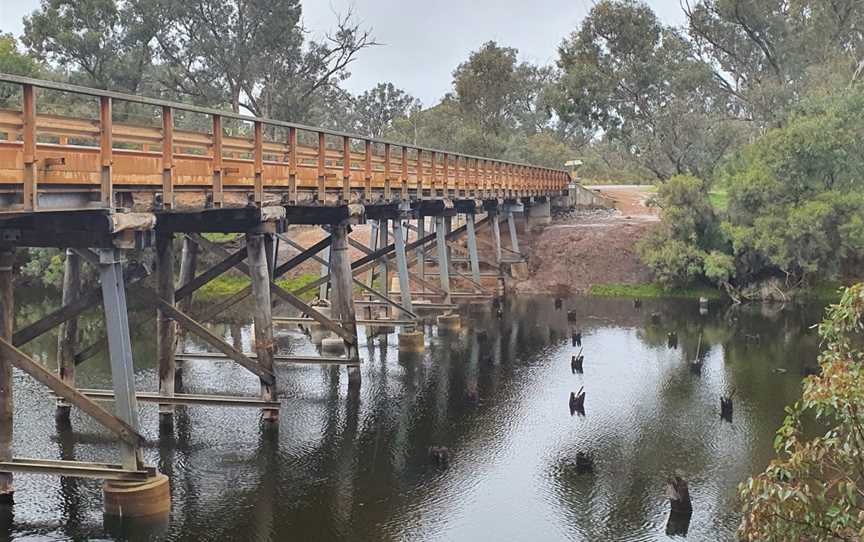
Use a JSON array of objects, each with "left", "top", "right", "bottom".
[{"left": 0, "top": 74, "right": 572, "bottom": 523}]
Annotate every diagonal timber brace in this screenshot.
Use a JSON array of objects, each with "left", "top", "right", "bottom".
[
  {"left": 72, "top": 233, "right": 335, "bottom": 366},
  {"left": 0, "top": 332, "right": 145, "bottom": 449},
  {"left": 12, "top": 263, "right": 150, "bottom": 347},
  {"left": 277, "top": 233, "right": 417, "bottom": 319},
  {"left": 190, "top": 234, "right": 356, "bottom": 345},
  {"left": 126, "top": 288, "right": 276, "bottom": 385}
]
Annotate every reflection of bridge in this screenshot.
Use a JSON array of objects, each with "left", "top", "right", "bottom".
[{"left": 0, "top": 74, "right": 573, "bottom": 523}]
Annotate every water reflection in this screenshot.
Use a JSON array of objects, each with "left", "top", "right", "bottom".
[{"left": 5, "top": 293, "right": 824, "bottom": 541}]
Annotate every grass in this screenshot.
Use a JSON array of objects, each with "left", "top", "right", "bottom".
[
  {"left": 194, "top": 271, "right": 383, "bottom": 302},
  {"left": 202, "top": 233, "right": 240, "bottom": 243},
  {"left": 589, "top": 282, "right": 723, "bottom": 300},
  {"left": 196, "top": 272, "right": 320, "bottom": 301}
]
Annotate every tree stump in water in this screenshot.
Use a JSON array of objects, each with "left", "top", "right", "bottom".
[
  {"left": 569, "top": 387, "right": 586, "bottom": 415},
  {"left": 666, "top": 474, "right": 693, "bottom": 515},
  {"left": 575, "top": 451, "right": 594, "bottom": 473},
  {"left": 429, "top": 446, "right": 450, "bottom": 466},
  {"left": 571, "top": 354, "right": 584, "bottom": 374},
  {"left": 720, "top": 390, "right": 735, "bottom": 422}
]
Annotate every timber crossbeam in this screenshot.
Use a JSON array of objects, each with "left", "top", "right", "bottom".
[{"left": 0, "top": 458, "right": 155, "bottom": 481}]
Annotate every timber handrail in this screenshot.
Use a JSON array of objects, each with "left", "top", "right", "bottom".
[{"left": 0, "top": 73, "right": 569, "bottom": 212}]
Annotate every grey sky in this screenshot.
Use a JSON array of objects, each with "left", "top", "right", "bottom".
[{"left": 0, "top": 0, "right": 685, "bottom": 106}]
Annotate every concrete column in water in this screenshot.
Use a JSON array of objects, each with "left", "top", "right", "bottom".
[
  {"left": 155, "top": 233, "right": 176, "bottom": 426},
  {"left": 435, "top": 215, "right": 452, "bottom": 305},
  {"left": 0, "top": 249, "right": 13, "bottom": 503},
  {"left": 247, "top": 233, "right": 278, "bottom": 423},
  {"left": 329, "top": 224, "right": 362, "bottom": 387},
  {"left": 55, "top": 249, "right": 81, "bottom": 425}
]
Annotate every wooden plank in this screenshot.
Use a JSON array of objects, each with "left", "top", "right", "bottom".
[
  {"left": 288, "top": 126, "right": 298, "bottom": 202},
  {"left": 22, "top": 84, "right": 36, "bottom": 211},
  {"left": 0, "top": 337, "right": 144, "bottom": 447},
  {"left": 176, "top": 352, "right": 358, "bottom": 366},
  {"left": 0, "top": 458, "right": 153, "bottom": 481},
  {"left": 99, "top": 96, "right": 113, "bottom": 208},
  {"left": 384, "top": 143, "right": 392, "bottom": 201},
  {"left": 317, "top": 131, "right": 326, "bottom": 201},
  {"left": 212, "top": 114, "right": 224, "bottom": 207},
  {"left": 162, "top": 106, "right": 174, "bottom": 208},
  {"left": 364, "top": 139, "right": 372, "bottom": 201},
  {"left": 78, "top": 389, "right": 281, "bottom": 408},
  {"left": 400, "top": 146, "right": 408, "bottom": 199},
  {"left": 254, "top": 120, "right": 263, "bottom": 204}
]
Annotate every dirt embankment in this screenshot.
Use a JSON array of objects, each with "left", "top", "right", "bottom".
[{"left": 515, "top": 185, "right": 659, "bottom": 295}]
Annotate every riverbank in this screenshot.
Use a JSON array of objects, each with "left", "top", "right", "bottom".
[{"left": 514, "top": 185, "right": 659, "bottom": 296}]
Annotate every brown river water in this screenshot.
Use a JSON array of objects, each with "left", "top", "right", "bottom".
[{"left": 0, "top": 293, "right": 825, "bottom": 541}]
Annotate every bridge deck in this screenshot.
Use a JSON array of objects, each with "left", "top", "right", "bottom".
[{"left": 0, "top": 74, "right": 568, "bottom": 217}]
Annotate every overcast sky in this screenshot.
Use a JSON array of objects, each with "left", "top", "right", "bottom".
[{"left": 0, "top": 0, "right": 685, "bottom": 106}]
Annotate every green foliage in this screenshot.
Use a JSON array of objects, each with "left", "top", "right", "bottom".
[
  {"left": 352, "top": 83, "right": 419, "bottom": 139},
  {"left": 637, "top": 175, "right": 727, "bottom": 287},
  {"left": 556, "top": 0, "right": 745, "bottom": 180},
  {"left": 739, "top": 284, "right": 864, "bottom": 540},
  {"left": 0, "top": 34, "right": 40, "bottom": 77},
  {"left": 721, "top": 90, "right": 864, "bottom": 285},
  {"left": 19, "top": 248, "right": 66, "bottom": 289}
]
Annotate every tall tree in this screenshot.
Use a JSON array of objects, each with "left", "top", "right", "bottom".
[
  {"left": 683, "top": 0, "right": 864, "bottom": 123},
  {"left": 352, "top": 83, "right": 418, "bottom": 139},
  {"left": 556, "top": 0, "right": 742, "bottom": 180},
  {"left": 453, "top": 41, "right": 520, "bottom": 137},
  {"left": 134, "top": 0, "right": 375, "bottom": 118},
  {"left": 22, "top": 0, "right": 156, "bottom": 93}
]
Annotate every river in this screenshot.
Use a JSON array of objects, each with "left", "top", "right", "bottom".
[{"left": 0, "top": 293, "right": 825, "bottom": 541}]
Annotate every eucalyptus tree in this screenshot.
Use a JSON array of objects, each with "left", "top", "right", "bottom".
[{"left": 555, "top": 0, "right": 743, "bottom": 180}]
